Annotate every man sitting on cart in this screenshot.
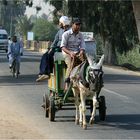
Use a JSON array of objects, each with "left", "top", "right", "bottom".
[
  {"left": 36, "top": 16, "right": 71, "bottom": 82},
  {"left": 60, "top": 18, "right": 86, "bottom": 91}
]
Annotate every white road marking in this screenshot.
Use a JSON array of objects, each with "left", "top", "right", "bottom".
[
  {"left": 103, "top": 88, "right": 140, "bottom": 105},
  {"left": 103, "top": 88, "right": 130, "bottom": 100}
]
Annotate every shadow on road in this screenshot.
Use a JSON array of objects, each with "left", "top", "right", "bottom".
[
  {"left": 0, "top": 74, "right": 47, "bottom": 86},
  {"left": 98, "top": 114, "right": 140, "bottom": 130},
  {"left": 0, "top": 51, "right": 41, "bottom": 63},
  {"left": 55, "top": 116, "right": 75, "bottom": 122},
  {"left": 0, "top": 57, "right": 41, "bottom": 63}
]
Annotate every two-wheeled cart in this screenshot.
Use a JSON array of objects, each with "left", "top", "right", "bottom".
[
  {"left": 43, "top": 37, "right": 106, "bottom": 122},
  {"left": 43, "top": 52, "right": 74, "bottom": 121}
]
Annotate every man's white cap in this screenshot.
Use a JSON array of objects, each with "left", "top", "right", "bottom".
[{"left": 59, "top": 16, "right": 70, "bottom": 26}]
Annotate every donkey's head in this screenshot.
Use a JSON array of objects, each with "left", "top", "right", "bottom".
[{"left": 86, "top": 54, "right": 104, "bottom": 92}]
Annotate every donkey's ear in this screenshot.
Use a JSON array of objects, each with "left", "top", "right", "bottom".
[
  {"left": 86, "top": 53, "right": 96, "bottom": 66},
  {"left": 91, "top": 54, "right": 104, "bottom": 69},
  {"left": 86, "top": 53, "right": 93, "bottom": 66},
  {"left": 97, "top": 54, "right": 104, "bottom": 67}
]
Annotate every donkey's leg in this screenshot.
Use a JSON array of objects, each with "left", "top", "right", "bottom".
[
  {"left": 79, "top": 88, "right": 87, "bottom": 130},
  {"left": 72, "top": 87, "right": 80, "bottom": 125},
  {"left": 89, "top": 95, "right": 98, "bottom": 125},
  {"left": 79, "top": 103, "right": 83, "bottom": 127}
]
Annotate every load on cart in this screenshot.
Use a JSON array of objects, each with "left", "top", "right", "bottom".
[{"left": 43, "top": 31, "right": 106, "bottom": 130}]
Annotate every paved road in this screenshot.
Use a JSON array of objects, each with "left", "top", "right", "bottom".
[{"left": 0, "top": 50, "right": 140, "bottom": 139}]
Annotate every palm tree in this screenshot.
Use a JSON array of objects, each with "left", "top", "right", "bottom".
[{"left": 15, "top": 16, "right": 33, "bottom": 39}]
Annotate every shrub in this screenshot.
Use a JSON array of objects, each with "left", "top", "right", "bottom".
[{"left": 117, "top": 45, "right": 140, "bottom": 68}]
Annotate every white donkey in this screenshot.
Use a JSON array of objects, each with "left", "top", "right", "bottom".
[{"left": 70, "top": 54, "right": 105, "bottom": 129}]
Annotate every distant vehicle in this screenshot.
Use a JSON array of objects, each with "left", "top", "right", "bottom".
[{"left": 0, "top": 29, "right": 8, "bottom": 52}]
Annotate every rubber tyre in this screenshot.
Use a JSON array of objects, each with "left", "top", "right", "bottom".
[
  {"left": 99, "top": 96, "right": 106, "bottom": 121},
  {"left": 12, "top": 64, "right": 16, "bottom": 77},
  {"left": 43, "top": 94, "right": 49, "bottom": 117},
  {"left": 15, "top": 62, "right": 19, "bottom": 79},
  {"left": 49, "top": 97, "right": 55, "bottom": 121}
]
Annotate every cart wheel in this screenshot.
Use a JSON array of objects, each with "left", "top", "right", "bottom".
[
  {"left": 43, "top": 94, "right": 49, "bottom": 117},
  {"left": 49, "top": 97, "right": 55, "bottom": 121},
  {"left": 98, "top": 96, "right": 106, "bottom": 121}
]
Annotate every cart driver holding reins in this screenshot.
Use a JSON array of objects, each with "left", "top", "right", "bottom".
[{"left": 60, "top": 18, "right": 86, "bottom": 91}]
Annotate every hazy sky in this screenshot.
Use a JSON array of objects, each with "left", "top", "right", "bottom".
[{"left": 24, "top": 0, "right": 54, "bottom": 18}]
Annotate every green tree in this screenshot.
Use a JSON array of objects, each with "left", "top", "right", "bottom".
[
  {"left": 43, "top": 0, "right": 64, "bottom": 24},
  {"left": 0, "top": 0, "right": 26, "bottom": 36},
  {"left": 0, "top": 0, "right": 37, "bottom": 36},
  {"left": 15, "top": 16, "right": 33, "bottom": 39},
  {"left": 32, "top": 18, "right": 58, "bottom": 41},
  {"left": 48, "top": 0, "right": 138, "bottom": 64}
]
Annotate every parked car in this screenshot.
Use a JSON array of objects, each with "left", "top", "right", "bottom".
[{"left": 0, "top": 29, "right": 8, "bottom": 52}]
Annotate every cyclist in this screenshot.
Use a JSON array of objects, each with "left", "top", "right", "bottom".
[{"left": 8, "top": 35, "right": 23, "bottom": 74}]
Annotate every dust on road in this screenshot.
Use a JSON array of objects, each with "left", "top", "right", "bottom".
[{"left": 0, "top": 100, "right": 44, "bottom": 139}]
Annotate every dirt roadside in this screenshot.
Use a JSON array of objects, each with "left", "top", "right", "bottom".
[
  {"left": 104, "top": 65, "right": 140, "bottom": 76},
  {"left": 0, "top": 100, "right": 44, "bottom": 139}
]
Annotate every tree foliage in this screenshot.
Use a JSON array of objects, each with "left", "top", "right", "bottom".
[
  {"left": 32, "top": 18, "right": 58, "bottom": 41},
  {"left": 48, "top": 0, "right": 138, "bottom": 64},
  {"left": 68, "top": 1, "right": 138, "bottom": 49},
  {"left": 0, "top": 0, "right": 26, "bottom": 35},
  {"left": 49, "top": 0, "right": 63, "bottom": 11},
  {"left": 43, "top": 0, "right": 63, "bottom": 24},
  {"left": 15, "top": 16, "right": 33, "bottom": 39}
]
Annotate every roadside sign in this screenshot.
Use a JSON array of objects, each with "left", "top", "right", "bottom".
[
  {"left": 81, "top": 32, "right": 93, "bottom": 41},
  {"left": 27, "top": 32, "right": 34, "bottom": 41},
  {"left": 81, "top": 32, "right": 96, "bottom": 55}
]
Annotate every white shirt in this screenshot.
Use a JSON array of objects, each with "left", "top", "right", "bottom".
[{"left": 60, "top": 28, "right": 85, "bottom": 52}]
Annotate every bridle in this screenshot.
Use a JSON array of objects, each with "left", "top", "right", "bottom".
[{"left": 87, "top": 67, "right": 104, "bottom": 93}]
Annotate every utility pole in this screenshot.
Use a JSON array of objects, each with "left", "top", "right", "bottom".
[
  {"left": 0, "top": 1, "right": 3, "bottom": 27},
  {"left": 9, "top": 0, "right": 14, "bottom": 37},
  {"left": 10, "top": 7, "right": 13, "bottom": 36}
]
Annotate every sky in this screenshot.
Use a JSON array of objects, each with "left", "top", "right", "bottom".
[{"left": 24, "top": 0, "right": 54, "bottom": 19}]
